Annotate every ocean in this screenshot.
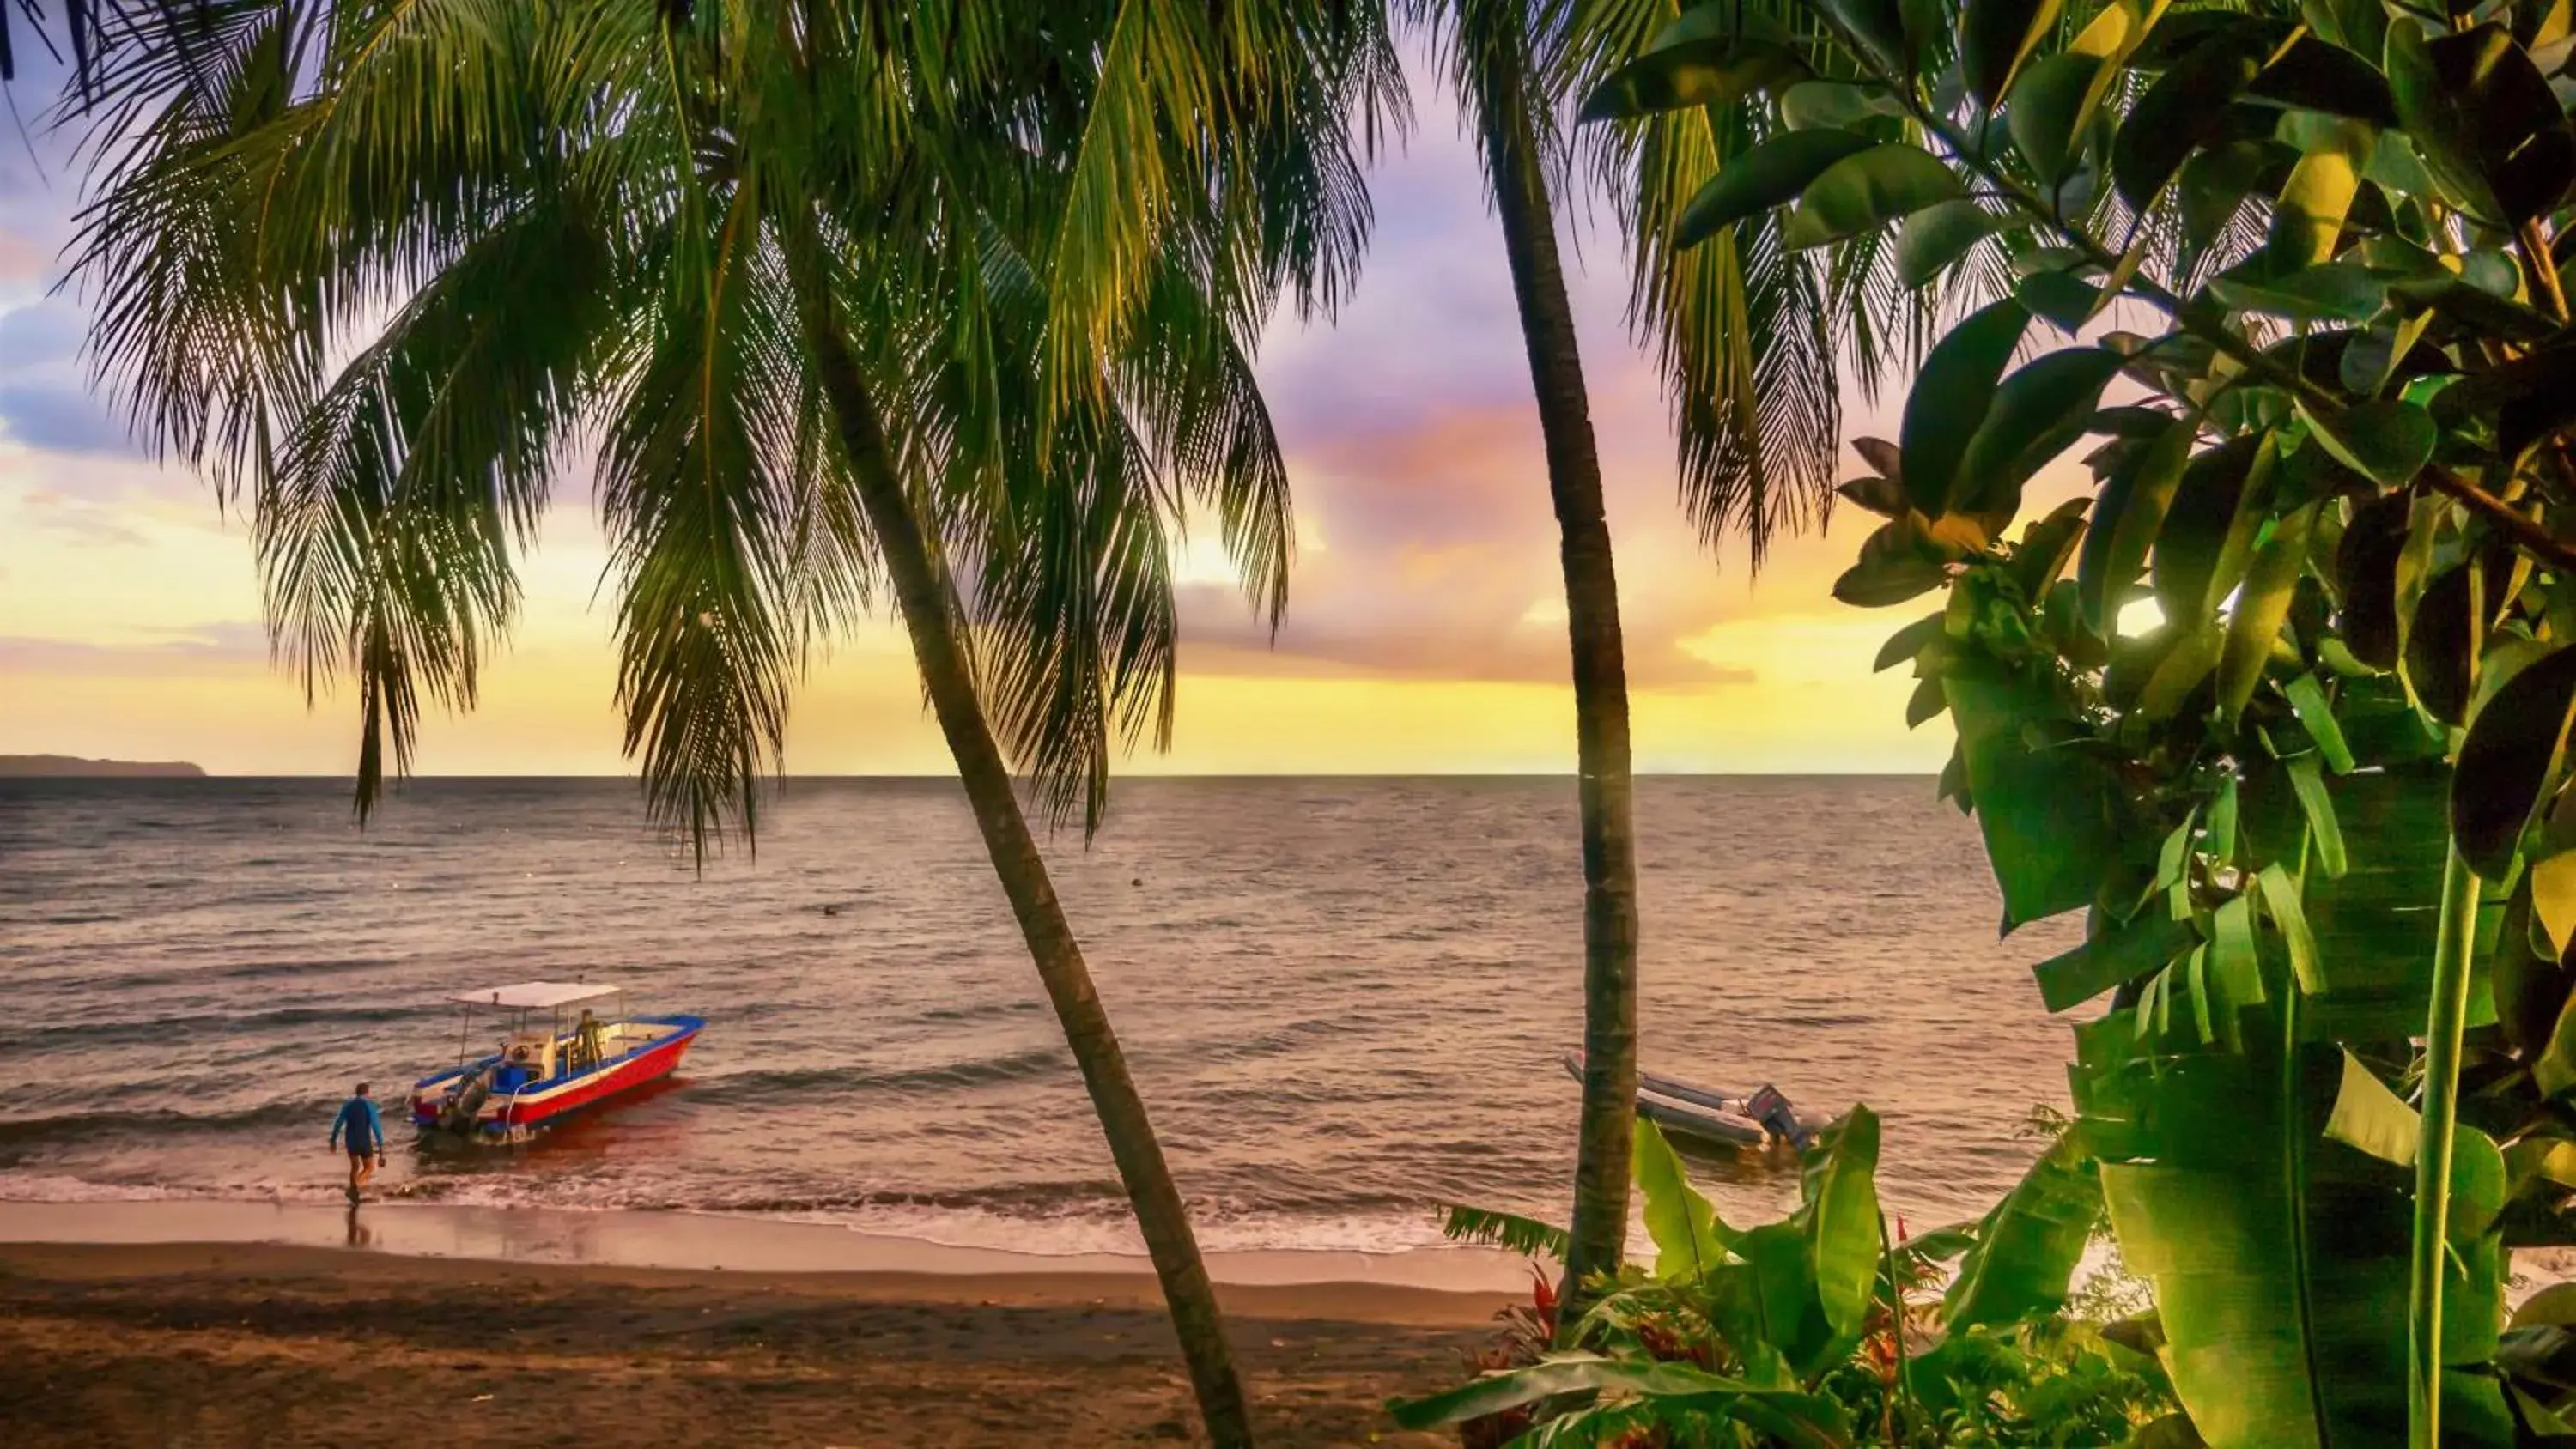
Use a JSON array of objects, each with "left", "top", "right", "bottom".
[{"left": 0, "top": 776, "right": 2080, "bottom": 1256}]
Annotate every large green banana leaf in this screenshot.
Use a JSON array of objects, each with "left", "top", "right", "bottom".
[
  {"left": 1944, "top": 1128, "right": 2100, "bottom": 1329},
  {"left": 2075, "top": 1014, "right": 2512, "bottom": 1446}
]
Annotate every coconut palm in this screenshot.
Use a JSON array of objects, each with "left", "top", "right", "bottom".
[
  {"left": 1407, "top": 0, "right": 1917, "bottom": 1319},
  {"left": 61, "top": 3, "right": 1398, "bottom": 1443}
]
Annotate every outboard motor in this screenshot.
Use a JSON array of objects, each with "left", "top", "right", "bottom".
[
  {"left": 436, "top": 1064, "right": 494, "bottom": 1134},
  {"left": 1746, "top": 1085, "right": 1813, "bottom": 1150}
]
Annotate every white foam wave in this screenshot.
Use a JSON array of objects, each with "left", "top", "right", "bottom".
[{"left": 0, "top": 1167, "right": 1464, "bottom": 1255}]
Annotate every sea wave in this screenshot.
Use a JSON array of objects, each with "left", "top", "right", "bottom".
[
  {"left": 683, "top": 1046, "right": 1072, "bottom": 1103},
  {"left": 1, "top": 1002, "right": 420, "bottom": 1051},
  {"left": 0, "top": 1100, "right": 322, "bottom": 1149}
]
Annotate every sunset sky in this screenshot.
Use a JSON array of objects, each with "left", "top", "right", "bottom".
[{"left": 0, "top": 57, "right": 1955, "bottom": 779}]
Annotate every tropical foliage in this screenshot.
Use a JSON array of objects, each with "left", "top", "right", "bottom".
[
  {"left": 1404, "top": 1118, "right": 2180, "bottom": 1445},
  {"left": 1411, "top": 0, "right": 1957, "bottom": 1326},
  {"left": 50, "top": 3, "right": 1400, "bottom": 1445},
  {"left": 1581, "top": 0, "right": 2576, "bottom": 1444}
]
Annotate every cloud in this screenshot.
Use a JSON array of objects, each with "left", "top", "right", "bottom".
[
  {"left": 0, "top": 231, "right": 50, "bottom": 287},
  {"left": 13, "top": 486, "right": 146, "bottom": 543},
  {"left": 0, "top": 621, "right": 269, "bottom": 676},
  {"left": 0, "top": 300, "right": 141, "bottom": 458},
  {"left": 0, "top": 377, "right": 133, "bottom": 453},
  {"left": 0, "top": 300, "right": 82, "bottom": 367}
]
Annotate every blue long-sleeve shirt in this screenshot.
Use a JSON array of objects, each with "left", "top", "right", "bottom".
[{"left": 330, "top": 1097, "right": 384, "bottom": 1155}]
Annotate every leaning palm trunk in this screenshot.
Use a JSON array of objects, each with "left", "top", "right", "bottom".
[
  {"left": 781, "top": 209, "right": 1255, "bottom": 1449},
  {"left": 1476, "top": 49, "right": 1641, "bottom": 1325}
]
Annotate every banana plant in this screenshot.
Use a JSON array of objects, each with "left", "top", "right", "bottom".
[{"left": 1405, "top": 1109, "right": 2162, "bottom": 1443}]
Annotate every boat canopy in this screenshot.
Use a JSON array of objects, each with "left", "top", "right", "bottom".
[{"left": 450, "top": 981, "right": 622, "bottom": 1010}]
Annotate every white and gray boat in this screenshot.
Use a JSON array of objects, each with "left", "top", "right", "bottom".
[{"left": 1564, "top": 1050, "right": 1815, "bottom": 1152}]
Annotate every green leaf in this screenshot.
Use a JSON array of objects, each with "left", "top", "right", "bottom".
[
  {"left": 1838, "top": 471, "right": 1908, "bottom": 517},
  {"left": 2177, "top": 140, "right": 2279, "bottom": 263},
  {"left": 1387, "top": 1355, "right": 1846, "bottom": 1433},
  {"left": 1632, "top": 1118, "right": 1732, "bottom": 1281},
  {"left": 2285, "top": 674, "right": 2356, "bottom": 773},
  {"left": 1896, "top": 197, "right": 2006, "bottom": 288},
  {"left": 1945, "top": 1130, "right": 2100, "bottom": 1329},
  {"left": 2265, "top": 123, "right": 2370, "bottom": 270},
  {"left": 2302, "top": 399, "right": 2435, "bottom": 486},
  {"left": 1814, "top": 0, "right": 1910, "bottom": 70},
  {"left": 2247, "top": 37, "right": 2400, "bottom": 126},
  {"left": 2287, "top": 754, "right": 2348, "bottom": 879},
  {"left": 1963, "top": 0, "right": 2065, "bottom": 106},
  {"left": 1806, "top": 1106, "right": 1882, "bottom": 1339},
  {"left": 2256, "top": 863, "right": 2324, "bottom": 994},
  {"left": 1835, "top": 514, "right": 1953, "bottom": 608},
  {"left": 2008, "top": 52, "right": 2105, "bottom": 182},
  {"left": 2405, "top": 562, "right": 2480, "bottom": 728},
  {"left": 2296, "top": 767, "right": 2462, "bottom": 1036},
  {"left": 2079, "top": 415, "right": 2196, "bottom": 635},
  {"left": 2113, "top": 31, "right": 2266, "bottom": 210},
  {"left": 2207, "top": 259, "right": 2391, "bottom": 324},
  {"left": 2215, "top": 502, "right": 2320, "bottom": 724},
  {"left": 2136, "top": 623, "right": 2224, "bottom": 721},
  {"left": 1778, "top": 79, "right": 1896, "bottom": 130},
  {"left": 2152, "top": 434, "right": 2265, "bottom": 625},
  {"left": 2324, "top": 1048, "right": 2416, "bottom": 1167},
  {"left": 1949, "top": 664, "right": 2123, "bottom": 926},
  {"left": 2088, "top": 1036, "right": 2513, "bottom": 1447},
  {"left": 2033, "top": 909, "right": 2199, "bottom": 1013},
  {"left": 2386, "top": 21, "right": 2576, "bottom": 226},
  {"left": 2536, "top": 849, "right": 2576, "bottom": 961},
  {"left": 1874, "top": 611, "right": 1944, "bottom": 672},
  {"left": 1780, "top": 143, "right": 1967, "bottom": 248},
  {"left": 1901, "top": 300, "right": 2031, "bottom": 517},
  {"left": 1949, "top": 348, "right": 2126, "bottom": 519},
  {"left": 2335, "top": 488, "right": 2412, "bottom": 670},
  {"left": 2452, "top": 645, "right": 2576, "bottom": 880},
  {"left": 2535, "top": 989, "right": 2576, "bottom": 1099},
  {"left": 2431, "top": 341, "right": 2576, "bottom": 454},
  {"left": 2006, "top": 497, "right": 2091, "bottom": 603},
  {"left": 2017, "top": 267, "right": 2104, "bottom": 334},
  {"left": 1676, "top": 128, "right": 1878, "bottom": 247},
  {"left": 1579, "top": 39, "right": 1812, "bottom": 122},
  {"left": 2210, "top": 775, "right": 2241, "bottom": 862},
  {"left": 2512, "top": 1282, "right": 2576, "bottom": 1330}
]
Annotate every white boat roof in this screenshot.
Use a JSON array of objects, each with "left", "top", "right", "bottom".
[{"left": 451, "top": 981, "right": 623, "bottom": 1009}]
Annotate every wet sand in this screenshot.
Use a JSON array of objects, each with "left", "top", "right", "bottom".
[
  {"left": 0, "top": 1233, "right": 1523, "bottom": 1447},
  {"left": 0, "top": 1198, "right": 1530, "bottom": 1291}
]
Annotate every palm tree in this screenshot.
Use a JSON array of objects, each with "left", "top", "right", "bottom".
[
  {"left": 1406, "top": 0, "right": 1640, "bottom": 1325},
  {"left": 62, "top": 3, "right": 1398, "bottom": 1444},
  {"left": 1410, "top": 0, "right": 1912, "bottom": 1319}
]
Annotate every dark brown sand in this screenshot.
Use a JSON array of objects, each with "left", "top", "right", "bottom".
[{"left": 0, "top": 1242, "right": 1516, "bottom": 1447}]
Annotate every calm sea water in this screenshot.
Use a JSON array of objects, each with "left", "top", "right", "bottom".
[{"left": 0, "top": 777, "right": 2078, "bottom": 1254}]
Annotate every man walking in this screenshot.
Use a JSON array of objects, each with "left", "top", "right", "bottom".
[{"left": 329, "top": 1082, "right": 387, "bottom": 1203}]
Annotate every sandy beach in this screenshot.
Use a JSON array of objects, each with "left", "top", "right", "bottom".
[{"left": 0, "top": 1206, "right": 1523, "bottom": 1447}]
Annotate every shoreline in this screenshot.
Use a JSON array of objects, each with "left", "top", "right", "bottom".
[
  {"left": 0, "top": 1238, "right": 1510, "bottom": 1447},
  {"left": 0, "top": 1197, "right": 1535, "bottom": 1298}
]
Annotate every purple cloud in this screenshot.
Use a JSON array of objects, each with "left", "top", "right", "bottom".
[{"left": 0, "top": 376, "right": 133, "bottom": 453}]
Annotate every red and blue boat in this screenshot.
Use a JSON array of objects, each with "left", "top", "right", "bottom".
[{"left": 410, "top": 981, "right": 702, "bottom": 1138}]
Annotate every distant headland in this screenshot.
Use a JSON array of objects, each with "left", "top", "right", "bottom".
[{"left": 0, "top": 755, "right": 207, "bottom": 779}]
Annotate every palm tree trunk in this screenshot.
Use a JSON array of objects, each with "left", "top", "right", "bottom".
[
  {"left": 781, "top": 209, "right": 1257, "bottom": 1449},
  {"left": 1477, "top": 52, "right": 1642, "bottom": 1328}
]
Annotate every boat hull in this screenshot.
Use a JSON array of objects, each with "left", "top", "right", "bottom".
[{"left": 411, "top": 1015, "right": 702, "bottom": 1135}]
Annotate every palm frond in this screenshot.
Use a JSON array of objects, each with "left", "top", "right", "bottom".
[
  {"left": 598, "top": 181, "right": 806, "bottom": 863},
  {"left": 258, "top": 185, "right": 611, "bottom": 815},
  {"left": 1441, "top": 1203, "right": 1575, "bottom": 1259}
]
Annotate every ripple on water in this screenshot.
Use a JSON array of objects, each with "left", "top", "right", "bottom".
[{"left": 0, "top": 776, "right": 2078, "bottom": 1250}]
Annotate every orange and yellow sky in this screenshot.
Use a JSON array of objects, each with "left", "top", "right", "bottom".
[{"left": 0, "top": 64, "right": 1952, "bottom": 779}]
